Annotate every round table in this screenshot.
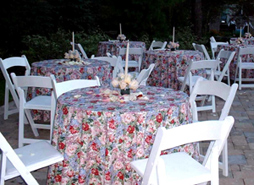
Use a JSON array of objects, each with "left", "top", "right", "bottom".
[
  {"left": 216, "top": 44, "right": 254, "bottom": 80},
  {"left": 30, "top": 58, "right": 112, "bottom": 121},
  {"left": 96, "top": 40, "right": 146, "bottom": 57},
  {"left": 48, "top": 86, "right": 197, "bottom": 185},
  {"left": 141, "top": 50, "right": 205, "bottom": 90}
]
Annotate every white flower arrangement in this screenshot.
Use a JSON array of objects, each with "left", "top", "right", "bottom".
[
  {"left": 111, "top": 73, "right": 139, "bottom": 91},
  {"left": 117, "top": 34, "right": 126, "bottom": 41},
  {"left": 245, "top": 32, "right": 252, "bottom": 39},
  {"left": 236, "top": 37, "right": 244, "bottom": 44},
  {"left": 167, "top": 41, "right": 180, "bottom": 49},
  {"left": 64, "top": 50, "right": 82, "bottom": 62}
]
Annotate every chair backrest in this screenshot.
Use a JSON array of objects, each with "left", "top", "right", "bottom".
[
  {"left": 141, "top": 116, "right": 234, "bottom": 185},
  {"left": 50, "top": 75, "right": 101, "bottom": 99},
  {"left": 119, "top": 47, "right": 144, "bottom": 71},
  {"left": 192, "top": 43, "right": 211, "bottom": 60},
  {"left": 112, "top": 56, "right": 124, "bottom": 78},
  {"left": 237, "top": 47, "right": 254, "bottom": 64},
  {"left": 210, "top": 36, "right": 216, "bottom": 42},
  {"left": 216, "top": 49, "right": 236, "bottom": 82},
  {"left": 90, "top": 56, "right": 118, "bottom": 67},
  {"left": 180, "top": 59, "right": 220, "bottom": 92},
  {"left": 189, "top": 78, "right": 238, "bottom": 121},
  {"left": 210, "top": 41, "right": 229, "bottom": 59},
  {"left": 149, "top": 40, "right": 167, "bottom": 50},
  {"left": 137, "top": 64, "right": 155, "bottom": 86},
  {"left": 71, "top": 42, "right": 88, "bottom": 59},
  {"left": 0, "top": 55, "right": 31, "bottom": 108},
  {"left": 0, "top": 132, "right": 63, "bottom": 185}
]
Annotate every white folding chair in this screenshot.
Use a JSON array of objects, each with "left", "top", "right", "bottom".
[
  {"left": 149, "top": 40, "right": 167, "bottom": 50},
  {"left": 0, "top": 56, "right": 31, "bottom": 120},
  {"left": 234, "top": 47, "right": 254, "bottom": 90},
  {"left": 11, "top": 73, "right": 54, "bottom": 147},
  {"left": 137, "top": 64, "right": 155, "bottom": 86},
  {"left": 119, "top": 47, "right": 144, "bottom": 72},
  {"left": 190, "top": 78, "right": 238, "bottom": 177},
  {"left": 210, "top": 41, "right": 229, "bottom": 59},
  {"left": 131, "top": 116, "right": 235, "bottom": 185},
  {"left": 215, "top": 49, "right": 235, "bottom": 85},
  {"left": 70, "top": 42, "right": 88, "bottom": 59},
  {"left": 178, "top": 59, "right": 220, "bottom": 113},
  {"left": 90, "top": 56, "right": 118, "bottom": 67},
  {"left": 193, "top": 43, "right": 211, "bottom": 60},
  {"left": 0, "top": 132, "right": 63, "bottom": 185},
  {"left": 210, "top": 36, "right": 216, "bottom": 42}
]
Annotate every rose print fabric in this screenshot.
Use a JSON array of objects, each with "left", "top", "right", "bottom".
[{"left": 48, "top": 86, "right": 198, "bottom": 185}]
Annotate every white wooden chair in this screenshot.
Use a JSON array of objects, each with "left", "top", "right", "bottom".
[
  {"left": 210, "top": 36, "right": 216, "bottom": 42},
  {"left": 234, "top": 47, "right": 254, "bottom": 90},
  {"left": 0, "top": 132, "right": 63, "bottom": 185},
  {"left": 119, "top": 47, "right": 144, "bottom": 72},
  {"left": 0, "top": 56, "right": 31, "bottom": 120},
  {"left": 178, "top": 59, "right": 220, "bottom": 113},
  {"left": 131, "top": 116, "right": 235, "bottom": 185},
  {"left": 149, "top": 40, "right": 167, "bottom": 50},
  {"left": 70, "top": 42, "right": 88, "bottom": 59},
  {"left": 11, "top": 73, "right": 54, "bottom": 147},
  {"left": 190, "top": 78, "right": 238, "bottom": 177},
  {"left": 215, "top": 49, "right": 235, "bottom": 85},
  {"left": 137, "top": 64, "right": 155, "bottom": 86},
  {"left": 193, "top": 43, "right": 211, "bottom": 60},
  {"left": 112, "top": 57, "right": 124, "bottom": 78},
  {"left": 210, "top": 41, "right": 229, "bottom": 59}
]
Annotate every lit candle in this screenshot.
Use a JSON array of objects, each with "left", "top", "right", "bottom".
[
  {"left": 173, "top": 27, "right": 175, "bottom": 43},
  {"left": 120, "top": 23, "right": 122, "bottom": 35},
  {"left": 240, "top": 27, "right": 242, "bottom": 38},
  {"left": 72, "top": 32, "right": 75, "bottom": 51},
  {"left": 125, "top": 41, "right": 129, "bottom": 76}
]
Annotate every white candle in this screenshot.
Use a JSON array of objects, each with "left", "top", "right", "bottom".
[
  {"left": 120, "top": 23, "right": 122, "bottom": 35},
  {"left": 72, "top": 32, "right": 75, "bottom": 51},
  {"left": 125, "top": 42, "right": 129, "bottom": 76},
  {"left": 173, "top": 27, "right": 175, "bottom": 43}
]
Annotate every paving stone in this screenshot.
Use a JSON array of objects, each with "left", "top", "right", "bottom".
[{"left": 228, "top": 155, "right": 247, "bottom": 165}]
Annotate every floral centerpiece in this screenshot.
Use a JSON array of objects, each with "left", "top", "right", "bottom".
[
  {"left": 64, "top": 50, "right": 81, "bottom": 62},
  {"left": 245, "top": 32, "right": 252, "bottom": 39},
  {"left": 111, "top": 73, "right": 139, "bottom": 95},
  {"left": 167, "top": 41, "right": 180, "bottom": 51},
  {"left": 236, "top": 37, "right": 244, "bottom": 44}
]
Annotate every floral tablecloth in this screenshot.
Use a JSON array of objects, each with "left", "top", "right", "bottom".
[
  {"left": 96, "top": 41, "right": 146, "bottom": 57},
  {"left": 48, "top": 86, "right": 197, "bottom": 185},
  {"left": 30, "top": 58, "right": 111, "bottom": 121},
  {"left": 141, "top": 50, "right": 205, "bottom": 90},
  {"left": 216, "top": 44, "right": 254, "bottom": 80}
]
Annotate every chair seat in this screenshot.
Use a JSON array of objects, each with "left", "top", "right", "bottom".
[
  {"left": 5, "top": 141, "right": 63, "bottom": 180},
  {"left": 131, "top": 152, "right": 212, "bottom": 184},
  {"left": 24, "top": 96, "right": 51, "bottom": 110}
]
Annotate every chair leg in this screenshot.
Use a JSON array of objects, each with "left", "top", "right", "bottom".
[
  {"left": 24, "top": 109, "right": 39, "bottom": 137},
  {"left": 212, "top": 95, "right": 216, "bottom": 113},
  {"left": 222, "top": 141, "right": 228, "bottom": 176},
  {"left": 4, "top": 86, "right": 9, "bottom": 120},
  {"left": 239, "top": 67, "right": 242, "bottom": 90},
  {"left": 227, "top": 69, "right": 230, "bottom": 86}
]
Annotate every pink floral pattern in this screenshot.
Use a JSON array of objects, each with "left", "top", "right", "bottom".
[
  {"left": 96, "top": 41, "right": 146, "bottom": 57},
  {"left": 216, "top": 44, "right": 254, "bottom": 80},
  {"left": 141, "top": 50, "right": 205, "bottom": 90},
  {"left": 30, "top": 58, "right": 112, "bottom": 121},
  {"left": 48, "top": 86, "right": 198, "bottom": 185}
]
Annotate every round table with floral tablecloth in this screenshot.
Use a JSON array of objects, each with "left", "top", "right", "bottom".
[
  {"left": 141, "top": 49, "right": 205, "bottom": 90},
  {"left": 48, "top": 85, "right": 198, "bottom": 185}
]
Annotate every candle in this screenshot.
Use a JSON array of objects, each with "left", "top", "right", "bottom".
[
  {"left": 120, "top": 23, "right": 122, "bottom": 35},
  {"left": 125, "top": 41, "right": 129, "bottom": 76},
  {"left": 240, "top": 27, "right": 242, "bottom": 38},
  {"left": 72, "top": 32, "right": 75, "bottom": 51},
  {"left": 173, "top": 27, "right": 175, "bottom": 43}
]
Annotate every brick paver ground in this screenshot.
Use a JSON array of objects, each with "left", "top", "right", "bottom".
[{"left": 1, "top": 88, "right": 254, "bottom": 185}]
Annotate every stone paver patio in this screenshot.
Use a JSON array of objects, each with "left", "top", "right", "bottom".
[{"left": 1, "top": 88, "right": 254, "bottom": 185}]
